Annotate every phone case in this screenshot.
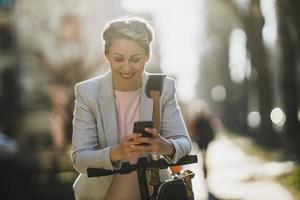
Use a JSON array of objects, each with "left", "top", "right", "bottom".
[{"left": 133, "top": 121, "right": 153, "bottom": 146}]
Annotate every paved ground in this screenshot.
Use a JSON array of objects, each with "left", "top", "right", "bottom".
[{"left": 183, "top": 134, "right": 295, "bottom": 200}]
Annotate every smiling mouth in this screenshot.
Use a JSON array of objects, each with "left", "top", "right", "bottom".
[{"left": 119, "top": 73, "right": 134, "bottom": 79}]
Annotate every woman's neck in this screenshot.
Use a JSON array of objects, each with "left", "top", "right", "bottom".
[{"left": 113, "top": 78, "right": 142, "bottom": 91}]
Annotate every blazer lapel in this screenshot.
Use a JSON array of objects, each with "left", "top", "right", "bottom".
[
  {"left": 99, "top": 71, "right": 119, "bottom": 146},
  {"left": 99, "top": 71, "right": 153, "bottom": 147},
  {"left": 139, "top": 72, "right": 153, "bottom": 121}
]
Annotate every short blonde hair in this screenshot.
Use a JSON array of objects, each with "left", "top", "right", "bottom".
[{"left": 102, "top": 17, "right": 154, "bottom": 55}]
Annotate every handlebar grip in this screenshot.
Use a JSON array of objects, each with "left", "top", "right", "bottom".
[
  {"left": 87, "top": 155, "right": 198, "bottom": 177},
  {"left": 87, "top": 168, "right": 116, "bottom": 177}
]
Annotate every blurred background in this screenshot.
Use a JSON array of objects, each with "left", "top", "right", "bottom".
[{"left": 0, "top": 0, "right": 299, "bottom": 199}]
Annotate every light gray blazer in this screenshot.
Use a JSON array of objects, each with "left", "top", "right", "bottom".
[{"left": 72, "top": 70, "right": 192, "bottom": 200}]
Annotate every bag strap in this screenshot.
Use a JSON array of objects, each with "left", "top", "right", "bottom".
[
  {"left": 147, "top": 75, "right": 183, "bottom": 177},
  {"left": 146, "top": 74, "right": 165, "bottom": 130},
  {"left": 146, "top": 74, "right": 165, "bottom": 200}
]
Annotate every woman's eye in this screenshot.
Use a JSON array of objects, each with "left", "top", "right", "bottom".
[
  {"left": 131, "top": 58, "right": 141, "bottom": 63},
  {"left": 114, "top": 58, "right": 123, "bottom": 62}
]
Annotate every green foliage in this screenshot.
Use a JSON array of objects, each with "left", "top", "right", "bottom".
[{"left": 278, "top": 166, "right": 300, "bottom": 200}]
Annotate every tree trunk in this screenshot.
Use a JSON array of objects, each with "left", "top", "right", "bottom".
[
  {"left": 277, "top": 0, "right": 300, "bottom": 157},
  {"left": 244, "top": 0, "right": 277, "bottom": 147}
]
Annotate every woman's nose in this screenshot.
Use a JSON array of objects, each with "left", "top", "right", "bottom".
[{"left": 122, "top": 60, "right": 132, "bottom": 71}]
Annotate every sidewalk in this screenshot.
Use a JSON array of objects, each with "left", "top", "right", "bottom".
[{"left": 183, "top": 134, "right": 295, "bottom": 200}]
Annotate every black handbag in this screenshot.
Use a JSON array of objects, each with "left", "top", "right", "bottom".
[{"left": 157, "top": 169, "right": 195, "bottom": 200}]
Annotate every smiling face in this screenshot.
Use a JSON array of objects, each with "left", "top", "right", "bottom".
[{"left": 105, "top": 38, "right": 149, "bottom": 91}]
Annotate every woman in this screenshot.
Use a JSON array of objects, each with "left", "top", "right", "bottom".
[{"left": 72, "top": 17, "right": 192, "bottom": 200}]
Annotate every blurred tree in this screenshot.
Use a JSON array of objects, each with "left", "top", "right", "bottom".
[
  {"left": 228, "top": 0, "right": 277, "bottom": 147},
  {"left": 198, "top": 0, "right": 248, "bottom": 135},
  {"left": 13, "top": 0, "right": 125, "bottom": 151},
  {"left": 0, "top": 3, "right": 21, "bottom": 138},
  {"left": 277, "top": 0, "right": 300, "bottom": 157},
  {"left": 244, "top": 0, "right": 276, "bottom": 147},
  {"left": 34, "top": 14, "right": 99, "bottom": 151}
]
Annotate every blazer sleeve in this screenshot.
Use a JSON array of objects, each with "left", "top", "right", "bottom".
[
  {"left": 71, "top": 83, "right": 115, "bottom": 173},
  {"left": 161, "top": 78, "right": 192, "bottom": 163}
]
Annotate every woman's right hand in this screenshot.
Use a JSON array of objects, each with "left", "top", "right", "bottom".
[{"left": 110, "top": 134, "right": 142, "bottom": 163}]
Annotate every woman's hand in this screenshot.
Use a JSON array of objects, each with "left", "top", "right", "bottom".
[
  {"left": 110, "top": 134, "right": 143, "bottom": 163},
  {"left": 128, "top": 128, "right": 175, "bottom": 157},
  {"left": 110, "top": 128, "right": 175, "bottom": 164}
]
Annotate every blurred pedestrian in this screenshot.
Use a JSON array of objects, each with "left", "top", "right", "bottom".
[{"left": 188, "top": 100, "right": 216, "bottom": 179}]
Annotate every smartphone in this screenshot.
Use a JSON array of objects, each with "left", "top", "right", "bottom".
[{"left": 133, "top": 121, "right": 153, "bottom": 146}]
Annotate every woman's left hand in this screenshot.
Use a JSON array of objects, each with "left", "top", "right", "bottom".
[{"left": 128, "top": 128, "right": 175, "bottom": 157}]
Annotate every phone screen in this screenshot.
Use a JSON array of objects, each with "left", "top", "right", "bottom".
[{"left": 133, "top": 121, "right": 153, "bottom": 146}]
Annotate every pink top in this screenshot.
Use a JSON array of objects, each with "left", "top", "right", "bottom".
[{"left": 104, "top": 89, "right": 141, "bottom": 200}]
